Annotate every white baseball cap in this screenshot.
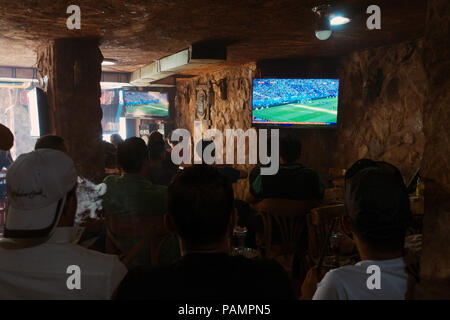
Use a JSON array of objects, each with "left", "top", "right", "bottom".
[{"left": 5, "top": 149, "right": 77, "bottom": 237}]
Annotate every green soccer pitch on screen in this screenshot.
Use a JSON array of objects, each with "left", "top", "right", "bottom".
[
  {"left": 252, "top": 78, "right": 339, "bottom": 128},
  {"left": 121, "top": 90, "right": 169, "bottom": 118}
]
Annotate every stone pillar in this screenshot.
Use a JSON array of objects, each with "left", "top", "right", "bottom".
[
  {"left": 37, "top": 38, "right": 105, "bottom": 183},
  {"left": 414, "top": 0, "right": 450, "bottom": 299}
]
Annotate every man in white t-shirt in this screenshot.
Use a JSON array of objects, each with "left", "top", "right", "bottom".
[
  {"left": 0, "top": 149, "right": 127, "bottom": 299},
  {"left": 302, "top": 159, "right": 412, "bottom": 300}
]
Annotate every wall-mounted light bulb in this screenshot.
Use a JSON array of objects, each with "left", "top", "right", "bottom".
[{"left": 330, "top": 16, "right": 351, "bottom": 26}]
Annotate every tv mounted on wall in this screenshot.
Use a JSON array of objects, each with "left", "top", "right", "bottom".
[
  {"left": 252, "top": 78, "right": 339, "bottom": 128},
  {"left": 120, "top": 90, "right": 169, "bottom": 119}
]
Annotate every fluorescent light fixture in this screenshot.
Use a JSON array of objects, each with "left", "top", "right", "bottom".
[
  {"left": 330, "top": 16, "right": 351, "bottom": 26},
  {"left": 102, "top": 59, "right": 117, "bottom": 66}
]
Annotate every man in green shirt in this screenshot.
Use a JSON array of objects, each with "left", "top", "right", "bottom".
[
  {"left": 103, "top": 137, "right": 180, "bottom": 267},
  {"left": 246, "top": 134, "right": 325, "bottom": 204}
]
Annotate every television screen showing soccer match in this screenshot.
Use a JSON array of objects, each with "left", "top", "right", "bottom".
[
  {"left": 252, "top": 78, "right": 339, "bottom": 127},
  {"left": 121, "top": 91, "right": 169, "bottom": 118}
]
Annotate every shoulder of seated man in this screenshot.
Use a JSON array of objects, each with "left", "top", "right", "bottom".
[
  {"left": 234, "top": 256, "right": 292, "bottom": 281},
  {"left": 319, "top": 264, "right": 366, "bottom": 286},
  {"left": 103, "top": 175, "right": 119, "bottom": 184},
  {"left": 121, "top": 264, "right": 173, "bottom": 287}
]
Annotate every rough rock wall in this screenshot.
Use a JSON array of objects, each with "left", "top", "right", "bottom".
[
  {"left": 335, "top": 40, "right": 426, "bottom": 181},
  {"left": 415, "top": 0, "right": 450, "bottom": 299},
  {"left": 174, "top": 61, "right": 340, "bottom": 199},
  {"left": 174, "top": 63, "right": 257, "bottom": 199},
  {"left": 174, "top": 41, "right": 428, "bottom": 198},
  {"left": 37, "top": 38, "right": 105, "bottom": 183}
]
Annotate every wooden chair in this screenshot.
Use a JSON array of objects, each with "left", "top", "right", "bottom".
[
  {"left": 306, "top": 204, "right": 346, "bottom": 263},
  {"left": 105, "top": 215, "right": 171, "bottom": 268},
  {"left": 255, "top": 199, "right": 318, "bottom": 277}
]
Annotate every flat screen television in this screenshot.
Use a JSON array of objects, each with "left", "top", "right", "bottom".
[
  {"left": 120, "top": 90, "right": 169, "bottom": 118},
  {"left": 252, "top": 78, "right": 339, "bottom": 128}
]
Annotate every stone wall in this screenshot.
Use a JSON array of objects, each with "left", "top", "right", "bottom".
[
  {"left": 414, "top": 0, "right": 450, "bottom": 299},
  {"left": 174, "top": 41, "right": 427, "bottom": 197},
  {"left": 174, "top": 63, "right": 257, "bottom": 199},
  {"left": 174, "top": 62, "right": 338, "bottom": 199},
  {"left": 335, "top": 40, "right": 426, "bottom": 182}
]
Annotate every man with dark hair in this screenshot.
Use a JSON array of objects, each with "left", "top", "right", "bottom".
[
  {"left": 34, "top": 134, "right": 67, "bottom": 153},
  {"left": 246, "top": 134, "right": 324, "bottom": 203},
  {"left": 0, "top": 123, "right": 13, "bottom": 152},
  {"left": 116, "top": 165, "right": 295, "bottom": 300},
  {"left": 102, "top": 141, "right": 120, "bottom": 176},
  {"left": 301, "top": 159, "right": 412, "bottom": 300},
  {"left": 110, "top": 133, "right": 123, "bottom": 149},
  {"left": 148, "top": 130, "right": 164, "bottom": 144},
  {"left": 102, "top": 137, "right": 179, "bottom": 266},
  {"left": 115, "top": 137, "right": 149, "bottom": 174},
  {"left": 148, "top": 130, "right": 178, "bottom": 175},
  {"left": 147, "top": 140, "right": 177, "bottom": 186},
  {"left": 197, "top": 139, "right": 247, "bottom": 184}
]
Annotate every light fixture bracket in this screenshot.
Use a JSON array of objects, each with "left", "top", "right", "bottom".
[{"left": 312, "top": 3, "right": 332, "bottom": 17}]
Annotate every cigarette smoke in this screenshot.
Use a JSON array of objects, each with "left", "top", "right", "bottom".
[{"left": 75, "top": 177, "right": 107, "bottom": 224}]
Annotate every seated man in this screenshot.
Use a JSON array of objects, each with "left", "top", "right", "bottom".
[
  {"left": 35, "top": 134, "right": 67, "bottom": 153},
  {"left": 301, "top": 159, "right": 412, "bottom": 300},
  {"left": 197, "top": 139, "right": 248, "bottom": 184},
  {"left": 147, "top": 140, "right": 177, "bottom": 186},
  {"left": 102, "top": 137, "right": 179, "bottom": 266},
  {"left": 110, "top": 133, "right": 123, "bottom": 149},
  {"left": 246, "top": 134, "right": 324, "bottom": 204},
  {"left": 0, "top": 123, "right": 14, "bottom": 151},
  {"left": 116, "top": 164, "right": 295, "bottom": 300},
  {"left": 149, "top": 130, "right": 179, "bottom": 173},
  {"left": 0, "top": 149, "right": 127, "bottom": 299},
  {"left": 0, "top": 123, "right": 14, "bottom": 169},
  {"left": 102, "top": 141, "right": 121, "bottom": 177}
]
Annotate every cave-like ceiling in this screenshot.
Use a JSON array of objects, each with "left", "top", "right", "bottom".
[{"left": 0, "top": 0, "right": 427, "bottom": 72}]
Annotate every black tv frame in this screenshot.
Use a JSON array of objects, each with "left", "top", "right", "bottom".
[{"left": 250, "top": 77, "right": 340, "bottom": 130}]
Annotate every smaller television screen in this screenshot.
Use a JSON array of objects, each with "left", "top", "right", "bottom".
[
  {"left": 252, "top": 78, "right": 339, "bottom": 127},
  {"left": 121, "top": 91, "right": 169, "bottom": 118}
]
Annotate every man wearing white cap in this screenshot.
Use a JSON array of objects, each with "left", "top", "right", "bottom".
[{"left": 0, "top": 149, "right": 127, "bottom": 299}]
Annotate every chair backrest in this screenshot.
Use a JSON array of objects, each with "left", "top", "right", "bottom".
[
  {"left": 255, "top": 198, "right": 318, "bottom": 258},
  {"left": 306, "top": 204, "right": 345, "bottom": 262},
  {"left": 105, "top": 215, "right": 170, "bottom": 267}
]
